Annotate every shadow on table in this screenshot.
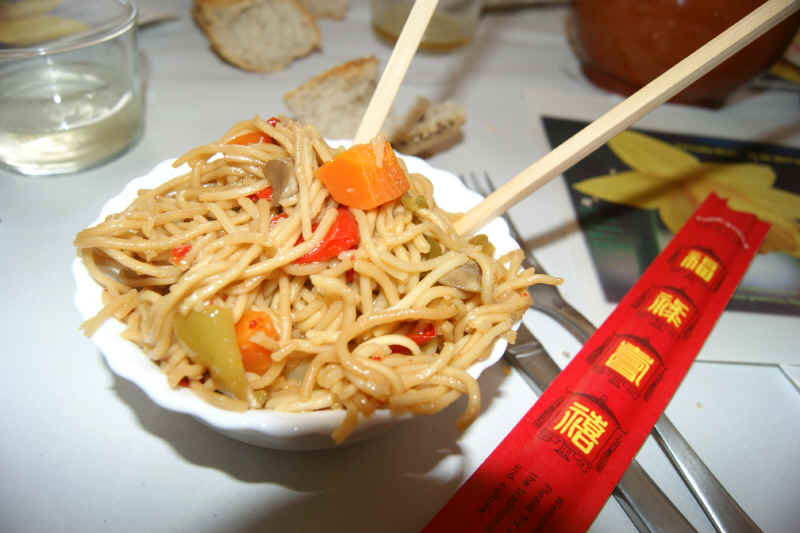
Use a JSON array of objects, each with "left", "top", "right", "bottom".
[
  {"left": 109, "top": 353, "right": 509, "bottom": 486},
  {"left": 521, "top": 218, "right": 582, "bottom": 255},
  {"left": 213, "top": 474, "right": 456, "bottom": 533}
]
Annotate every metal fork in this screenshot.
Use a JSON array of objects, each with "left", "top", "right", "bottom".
[{"left": 463, "top": 170, "right": 763, "bottom": 533}]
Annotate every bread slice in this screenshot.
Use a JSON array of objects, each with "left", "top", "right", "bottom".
[
  {"left": 284, "top": 56, "right": 379, "bottom": 139},
  {"left": 390, "top": 97, "right": 466, "bottom": 156},
  {"left": 193, "top": 0, "right": 321, "bottom": 72},
  {"left": 296, "top": 0, "right": 348, "bottom": 19}
]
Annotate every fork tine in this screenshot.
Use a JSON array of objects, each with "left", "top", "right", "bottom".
[
  {"left": 481, "top": 171, "right": 496, "bottom": 195},
  {"left": 465, "top": 171, "right": 482, "bottom": 195},
  {"left": 459, "top": 171, "right": 479, "bottom": 195},
  {"left": 455, "top": 172, "right": 471, "bottom": 191}
]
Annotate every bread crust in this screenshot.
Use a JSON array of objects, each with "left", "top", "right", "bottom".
[
  {"left": 283, "top": 56, "right": 378, "bottom": 102},
  {"left": 391, "top": 97, "right": 466, "bottom": 156},
  {"left": 193, "top": 0, "right": 321, "bottom": 72},
  {"left": 297, "top": 0, "right": 349, "bottom": 20},
  {"left": 283, "top": 56, "right": 379, "bottom": 139}
]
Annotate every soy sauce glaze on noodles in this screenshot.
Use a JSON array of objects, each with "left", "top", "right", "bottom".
[{"left": 74, "top": 116, "right": 561, "bottom": 443}]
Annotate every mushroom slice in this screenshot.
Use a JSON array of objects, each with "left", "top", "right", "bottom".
[
  {"left": 438, "top": 259, "right": 482, "bottom": 292},
  {"left": 263, "top": 159, "right": 298, "bottom": 203}
]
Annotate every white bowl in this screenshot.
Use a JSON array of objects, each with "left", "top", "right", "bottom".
[{"left": 72, "top": 147, "right": 521, "bottom": 450}]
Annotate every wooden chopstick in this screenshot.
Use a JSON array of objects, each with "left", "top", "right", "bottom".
[
  {"left": 354, "top": 0, "right": 440, "bottom": 144},
  {"left": 454, "top": 0, "right": 800, "bottom": 236}
]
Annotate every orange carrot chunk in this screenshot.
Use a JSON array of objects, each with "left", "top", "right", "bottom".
[
  {"left": 315, "top": 137, "right": 409, "bottom": 210},
  {"left": 234, "top": 310, "right": 279, "bottom": 375}
]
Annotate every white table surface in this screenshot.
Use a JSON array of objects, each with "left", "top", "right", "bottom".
[{"left": 1, "top": 1, "right": 799, "bottom": 532}]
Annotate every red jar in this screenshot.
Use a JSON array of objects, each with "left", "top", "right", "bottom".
[{"left": 571, "top": 0, "right": 800, "bottom": 106}]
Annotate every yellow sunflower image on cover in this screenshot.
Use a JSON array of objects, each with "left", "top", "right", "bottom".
[
  {"left": 573, "top": 130, "right": 800, "bottom": 258},
  {"left": 540, "top": 116, "right": 800, "bottom": 317}
]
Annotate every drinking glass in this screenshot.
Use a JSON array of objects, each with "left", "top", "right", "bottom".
[
  {"left": 0, "top": 0, "right": 144, "bottom": 176},
  {"left": 370, "top": 0, "right": 483, "bottom": 51}
]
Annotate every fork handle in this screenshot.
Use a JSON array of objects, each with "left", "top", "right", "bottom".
[
  {"left": 530, "top": 293, "right": 763, "bottom": 533},
  {"left": 535, "top": 298, "right": 594, "bottom": 345},
  {"left": 652, "top": 417, "right": 764, "bottom": 533},
  {"left": 615, "top": 462, "right": 699, "bottom": 533}
]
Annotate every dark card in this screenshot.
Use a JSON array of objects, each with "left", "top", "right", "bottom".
[{"left": 542, "top": 116, "right": 800, "bottom": 316}]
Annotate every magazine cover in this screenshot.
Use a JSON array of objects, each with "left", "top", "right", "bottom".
[{"left": 542, "top": 116, "right": 800, "bottom": 316}]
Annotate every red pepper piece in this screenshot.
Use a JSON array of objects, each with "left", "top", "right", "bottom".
[
  {"left": 392, "top": 322, "right": 437, "bottom": 354},
  {"left": 248, "top": 186, "right": 273, "bottom": 202},
  {"left": 270, "top": 213, "right": 288, "bottom": 225},
  {"left": 294, "top": 207, "right": 359, "bottom": 264},
  {"left": 407, "top": 322, "right": 436, "bottom": 345},
  {"left": 228, "top": 131, "right": 274, "bottom": 145},
  {"left": 170, "top": 243, "right": 192, "bottom": 264}
]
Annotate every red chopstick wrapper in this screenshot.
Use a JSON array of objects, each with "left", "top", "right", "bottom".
[{"left": 422, "top": 193, "right": 770, "bottom": 533}]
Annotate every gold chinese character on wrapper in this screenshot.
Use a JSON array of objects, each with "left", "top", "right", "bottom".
[
  {"left": 604, "top": 340, "right": 654, "bottom": 386},
  {"left": 647, "top": 290, "right": 689, "bottom": 328},
  {"left": 679, "top": 249, "right": 719, "bottom": 283},
  {"left": 695, "top": 256, "right": 719, "bottom": 283},
  {"left": 552, "top": 401, "right": 608, "bottom": 454},
  {"left": 680, "top": 249, "right": 702, "bottom": 271}
]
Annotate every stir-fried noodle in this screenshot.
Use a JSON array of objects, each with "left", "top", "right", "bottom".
[{"left": 74, "top": 117, "right": 561, "bottom": 442}]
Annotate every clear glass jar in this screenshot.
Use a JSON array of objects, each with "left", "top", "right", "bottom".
[
  {"left": 370, "top": 0, "right": 483, "bottom": 51},
  {"left": 0, "top": 0, "right": 144, "bottom": 176}
]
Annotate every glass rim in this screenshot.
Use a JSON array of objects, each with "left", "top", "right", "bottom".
[{"left": 0, "top": 0, "right": 137, "bottom": 60}]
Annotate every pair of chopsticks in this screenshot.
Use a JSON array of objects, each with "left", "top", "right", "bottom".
[
  {"left": 356, "top": 0, "right": 800, "bottom": 237},
  {"left": 354, "top": 0, "right": 800, "bottom": 531}
]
